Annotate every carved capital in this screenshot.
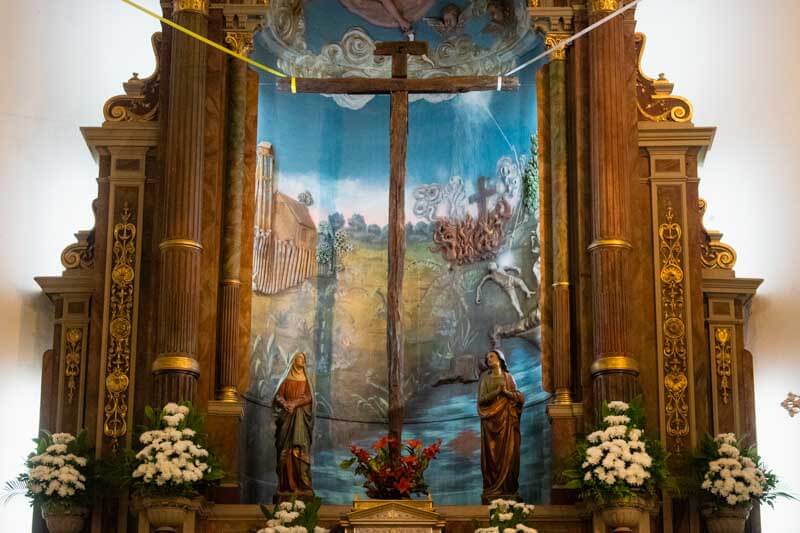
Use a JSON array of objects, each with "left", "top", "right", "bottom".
[
  {"left": 544, "top": 32, "right": 570, "bottom": 61},
  {"left": 103, "top": 33, "right": 162, "bottom": 123},
  {"left": 635, "top": 33, "right": 693, "bottom": 123},
  {"left": 173, "top": 0, "right": 209, "bottom": 15},
  {"left": 589, "top": 0, "right": 621, "bottom": 14},
  {"left": 225, "top": 31, "right": 254, "bottom": 56}
]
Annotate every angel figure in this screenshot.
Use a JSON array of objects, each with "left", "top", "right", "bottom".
[
  {"left": 424, "top": 3, "right": 471, "bottom": 40},
  {"left": 475, "top": 262, "right": 534, "bottom": 319},
  {"left": 339, "top": 0, "right": 437, "bottom": 33}
]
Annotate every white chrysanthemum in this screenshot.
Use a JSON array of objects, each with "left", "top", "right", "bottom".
[{"left": 607, "top": 401, "right": 629, "bottom": 412}]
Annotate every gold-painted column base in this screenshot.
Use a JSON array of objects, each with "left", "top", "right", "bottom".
[
  {"left": 590, "top": 354, "right": 640, "bottom": 376},
  {"left": 207, "top": 399, "right": 244, "bottom": 418}
]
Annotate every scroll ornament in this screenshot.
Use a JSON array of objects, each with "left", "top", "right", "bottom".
[
  {"left": 102, "top": 32, "right": 162, "bottom": 123},
  {"left": 64, "top": 328, "right": 83, "bottom": 404},
  {"left": 635, "top": 33, "right": 693, "bottom": 123},
  {"left": 698, "top": 199, "right": 737, "bottom": 270}
]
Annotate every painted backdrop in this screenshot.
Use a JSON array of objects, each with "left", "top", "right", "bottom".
[{"left": 242, "top": 0, "right": 548, "bottom": 505}]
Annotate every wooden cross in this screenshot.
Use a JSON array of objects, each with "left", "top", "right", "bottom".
[
  {"left": 279, "top": 42, "right": 518, "bottom": 444},
  {"left": 468, "top": 176, "right": 497, "bottom": 219}
]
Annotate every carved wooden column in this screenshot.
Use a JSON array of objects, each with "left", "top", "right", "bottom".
[
  {"left": 587, "top": 0, "right": 639, "bottom": 405},
  {"left": 153, "top": 0, "right": 209, "bottom": 404},
  {"left": 214, "top": 30, "right": 252, "bottom": 405}
]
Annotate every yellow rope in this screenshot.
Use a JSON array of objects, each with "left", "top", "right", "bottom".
[{"left": 121, "top": 0, "right": 292, "bottom": 83}]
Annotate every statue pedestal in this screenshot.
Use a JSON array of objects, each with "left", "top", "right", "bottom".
[{"left": 340, "top": 499, "right": 446, "bottom": 533}]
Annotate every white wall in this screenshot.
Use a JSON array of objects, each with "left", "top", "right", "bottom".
[
  {"left": 0, "top": 1, "right": 160, "bottom": 530},
  {"left": 636, "top": 0, "right": 800, "bottom": 530},
  {"left": 0, "top": 0, "right": 797, "bottom": 530}
]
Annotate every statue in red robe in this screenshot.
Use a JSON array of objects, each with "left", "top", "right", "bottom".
[{"left": 273, "top": 352, "right": 315, "bottom": 501}]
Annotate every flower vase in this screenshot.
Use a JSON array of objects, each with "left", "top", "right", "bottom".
[
  {"left": 41, "top": 504, "right": 88, "bottom": 533},
  {"left": 598, "top": 496, "right": 650, "bottom": 533},
  {"left": 142, "top": 496, "right": 195, "bottom": 533},
  {"left": 701, "top": 503, "right": 752, "bottom": 533}
]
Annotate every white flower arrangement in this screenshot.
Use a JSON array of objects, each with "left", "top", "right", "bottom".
[
  {"left": 14, "top": 431, "right": 91, "bottom": 511},
  {"left": 565, "top": 399, "right": 669, "bottom": 504},
  {"left": 131, "top": 402, "right": 222, "bottom": 497},
  {"left": 258, "top": 498, "right": 328, "bottom": 533},
  {"left": 474, "top": 498, "right": 537, "bottom": 533},
  {"left": 699, "top": 433, "right": 772, "bottom": 508}
]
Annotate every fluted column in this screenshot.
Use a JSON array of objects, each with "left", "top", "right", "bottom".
[
  {"left": 587, "top": 0, "right": 639, "bottom": 406},
  {"left": 153, "top": 0, "right": 209, "bottom": 404},
  {"left": 215, "top": 32, "right": 252, "bottom": 403},
  {"left": 545, "top": 34, "right": 572, "bottom": 406}
]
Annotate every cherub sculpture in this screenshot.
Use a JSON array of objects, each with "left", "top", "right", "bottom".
[
  {"left": 475, "top": 262, "right": 534, "bottom": 319},
  {"left": 424, "top": 3, "right": 471, "bottom": 40}
]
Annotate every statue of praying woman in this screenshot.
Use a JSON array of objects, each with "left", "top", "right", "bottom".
[
  {"left": 477, "top": 349, "right": 524, "bottom": 504},
  {"left": 273, "top": 352, "right": 315, "bottom": 501}
]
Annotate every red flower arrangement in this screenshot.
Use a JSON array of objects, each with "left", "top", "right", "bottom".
[{"left": 340, "top": 436, "right": 442, "bottom": 499}]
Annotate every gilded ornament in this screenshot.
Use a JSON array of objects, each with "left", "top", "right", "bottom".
[
  {"left": 658, "top": 206, "right": 690, "bottom": 449},
  {"left": 103, "top": 33, "right": 162, "bottom": 123},
  {"left": 225, "top": 32, "right": 254, "bottom": 56},
  {"left": 544, "top": 34, "right": 568, "bottom": 61},
  {"left": 590, "top": 0, "right": 620, "bottom": 14},
  {"left": 714, "top": 328, "right": 732, "bottom": 405},
  {"left": 590, "top": 354, "right": 640, "bottom": 375},
  {"left": 173, "top": 0, "right": 209, "bottom": 14},
  {"left": 64, "top": 328, "right": 82, "bottom": 404},
  {"left": 588, "top": 238, "right": 633, "bottom": 251},
  {"left": 635, "top": 33, "right": 693, "bottom": 123},
  {"left": 103, "top": 204, "right": 137, "bottom": 450},
  {"left": 152, "top": 354, "right": 201, "bottom": 375}
]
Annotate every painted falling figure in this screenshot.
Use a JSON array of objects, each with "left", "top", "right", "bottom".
[{"left": 475, "top": 262, "right": 534, "bottom": 319}]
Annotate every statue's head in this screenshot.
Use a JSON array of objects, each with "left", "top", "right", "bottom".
[
  {"left": 292, "top": 352, "right": 307, "bottom": 370},
  {"left": 485, "top": 349, "right": 508, "bottom": 372},
  {"left": 488, "top": 261, "right": 498, "bottom": 272}
]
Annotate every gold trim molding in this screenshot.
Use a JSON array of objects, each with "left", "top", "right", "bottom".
[
  {"left": 591, "top": 355, "right": 640, "bottom": 375},
  {"left": 587, "top": 238, "right": 633, "bottom": 251},
  {"left": 173, "top": 0, "right": 209, "bottom": 15},
  {"left": 635, "top": 33, "right": 693, "bottom": 123},
  {"left": 658, "top": 206, "right": 690, "bottom": 448},
  {"left": 714, "top": 328, "right": 733, "bottom": 405},
  {"left": 152, "top": 354, "right": 201, "bottom": 375},
  {"left": 103, "top": 204, "right": 137, "bottom": 450},
  {"left": 159, "top": 238, "right": 204, "bottom": 251},
  {"left": 103, "top": 33, "right": 161, "bottom": 123},
  {"left": 698, "top": 199, "right": 737, "bottom": 270}
]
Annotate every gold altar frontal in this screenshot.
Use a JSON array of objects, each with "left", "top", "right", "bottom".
[{"left": 198, "top": 504, "right": 589, "bottom": 533}]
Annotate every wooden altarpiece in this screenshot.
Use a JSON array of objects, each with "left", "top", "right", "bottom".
[{"left": 34, "top": 1, "right": 763, "bottom": 532}]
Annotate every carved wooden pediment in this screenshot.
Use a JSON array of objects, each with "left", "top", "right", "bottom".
[
  {"left": 341, "top": 500, "right": 446, "bottom": 533},
  {"left": 635, "top": 32, "right": 693, "bottom": 123}
]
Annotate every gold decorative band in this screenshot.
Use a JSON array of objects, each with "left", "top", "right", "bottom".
[
  {"left": 159, "top": 238, "right": 203, "bottom": 251},
  {"left": 589, "top": 0, "right": 621, "bottom": 14},
  {"left": 552, "top": 281, "right": 570, "bottom": 288},
  {"left": 591, "top": 354, "right": 640, "bottom": 375},
  {"left": 173, "top": 0, "right": 209, "bottom": 15},
  {"left": 587, "top": 238, "right": 633, "bottom": 252},
  {"left": 152, "top": 354, "right": 201, "bottom": 375},
  {"left": 221, "top": 279, "right": 242, "bottom": 286},
  {"left": 218, "top": 386, "right": 239, "bottom": 402}
]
